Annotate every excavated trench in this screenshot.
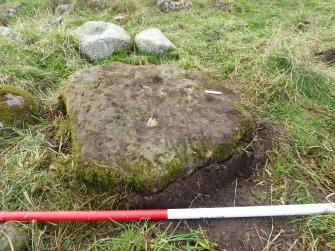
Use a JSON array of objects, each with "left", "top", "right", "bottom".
[{"left": 120, "top": 121, "right": 275, "bottom": 209}]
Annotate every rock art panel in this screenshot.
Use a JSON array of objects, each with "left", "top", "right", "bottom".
[{"left": 62, "top": 63, "right": 253, "bottom": 193}]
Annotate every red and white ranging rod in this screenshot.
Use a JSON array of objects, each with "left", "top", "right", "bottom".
[{"left": 0, "top": 204, "right": 334, "bottom": 222}]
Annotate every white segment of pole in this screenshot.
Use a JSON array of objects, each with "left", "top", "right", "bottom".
[{"left": 167, "top": 203, "right": 335, "bottom": 219}]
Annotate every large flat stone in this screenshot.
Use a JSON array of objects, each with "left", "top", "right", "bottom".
[{"left": 61, "top": 63, "right": 253, "bottom": 193}]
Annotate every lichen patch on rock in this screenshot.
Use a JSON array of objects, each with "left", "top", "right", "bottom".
[{"left": 61, "top": 63, "right": 253, "bottom": 193}]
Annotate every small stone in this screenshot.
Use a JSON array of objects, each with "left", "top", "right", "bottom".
[
  {"left": 0, "top": 122, "right": 4, "bottom": 128},
  {"left": 0, "top": 27, "right": 25, "bottom": 44},
  {"left": 4, "top": 93, "right": 25, "bottom": 107},
  {"left": 135, "top": 28, "right": 176, "bottom": 55},
  {"left": 113, "top": 14, "right": 129, "bottom": 22},
  {"left": 87, "top": 0, "right": 108, "bottom": 10},
  {"left": 147, "top": 117, "right": 159, "bottom": 128},
  {"left": 215, "top": 0, "right": 232, "bottom": 12},
  {"left": 0, "top": 85, "right": 37, "bottom": 128},
  {"left": 0, "top": 5, "right": 22, "bottom": 20},
  {"left": 3, "top": 8, "right": 18, "bottom": 19},
  {"left": 73, "top": 21, "right": 132, "bottom": 59},
  {"left": 156, "top": 0, "right": 192, "bottom": 13},
  {"left": 0, "top": 222, "right": 29, "bottom": 251},
  {"left": 207, "top": 34, "right": 222, "bottom": 42}
]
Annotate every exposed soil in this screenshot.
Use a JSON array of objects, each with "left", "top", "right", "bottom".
[
  {"left": 316, "top": 49, "right": 335, "bottom": 66},
  {"left": 121, "top": 121, "right": 273, "bottom": 209},
  {"left": 120, "top": 121, "right": 300, "bottom": 250},
  {"left": 162, "top": 183, "right": 299, "bottom": 250}
]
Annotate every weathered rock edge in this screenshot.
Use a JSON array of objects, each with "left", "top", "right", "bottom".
[
  {"left": 120, "top": 122, "right": 274, "bottom": 208},
  {"left": 61, "top": 63, "right": 253, "bottom": 193}
]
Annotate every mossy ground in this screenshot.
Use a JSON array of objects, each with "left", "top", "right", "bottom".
[{"left": 0, "top": 0, "right": 334, "bottom": 249}]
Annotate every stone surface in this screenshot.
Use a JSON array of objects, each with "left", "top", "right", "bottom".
[
  {"left": 215, "top": 0, "right": 233, "bottom": 12},
  {"left": 135, "top": 28, "right": 176, "bottom": 55},
  {"left": 61, "top": 63, "right": 253, "bottom": 193},
  {"left": 156, "top": 0, "right": 192, "bottom": 12},
  {"left": 113, "top": 14, "right": 129, "bottom": 22},
  {"left": 0, "top": 5, "right": 21, "bottom": 20},
  {"left": 0, "top": 222, "right": 29, "bottom": 251},
  {"left": 0, "top": 85, "right": 37, "bottom": 128},
  {"left": 0, "top": 27, "right": 24, "bottom": 43},
  {"left": 73, "top": 21, "right": 132, "bottom": 60},
  {"left": 4, "top": 93, "right": 25, "bottom": 107}
]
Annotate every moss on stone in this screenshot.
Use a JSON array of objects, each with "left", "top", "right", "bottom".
[
  {"left": 159, "top": 158, "right": 183, "bottom": 186},
  {"left": 61, "top": 63, "right": 255, "bottom": 193},
  {"left": 71, "top": 125, "right": 254, "bottom": 192},
  {"left": 68, "top": 111, "right": 253, "bottom": 193},
  {"left": 0, "top": 85, "right": 37, "bottom": 127},
  {"left": 74, "top": 155, "right": 184, "bottom": 192}
]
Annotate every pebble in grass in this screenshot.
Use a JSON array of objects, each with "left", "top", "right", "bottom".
[
  {"left": 0, "top": 5, "right": 22, "bottom": 20},
  {"left": 73, "top": 21, "right": 132, "bottom": 60},
  {"left": 215, "top": 0, "right": 233, "bottom": 12},
  {"left": 135, "top": 28, "right": 176, "bottom": 55},
  {"left": 0, "top": 85, "right": 37, "bottom": 128},
  {"left": 156, "top": 0, "right": 192, "bottom": 12},
  {"left": 0, "top": 222, "right": 29, "bottom": 251},
  {"left": 0, "top": 27, "right": 25, "bottom": 44}
]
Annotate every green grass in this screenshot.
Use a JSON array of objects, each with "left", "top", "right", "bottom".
[
  {"left": 0, "top": 0, "right": 334, "bottom": 249},
  {"left": 89, "top": 222, "right": 213, "bottom": 251}
]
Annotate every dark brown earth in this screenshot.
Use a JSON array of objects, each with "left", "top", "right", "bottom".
[
  {"left": 120, "top": 121, "right": 272, "bottom": 209},
  {"left": 165, "top": 182, "right": 299, "bottom": 250},
  {"left": 316, "top": 49, "right": 335, "bottom": 66},
  {"left": 165, "top": 122, "right": 300, "bottom": 250}
]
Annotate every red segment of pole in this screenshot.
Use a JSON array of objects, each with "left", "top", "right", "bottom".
[{"left": 0, "top": 209, "right": 168, "bottom": 222}]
